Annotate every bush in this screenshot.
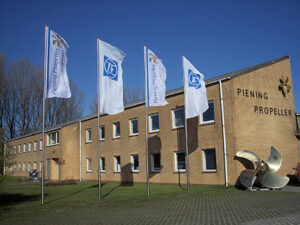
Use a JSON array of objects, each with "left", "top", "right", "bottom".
[{"left": 45, "top": 179, "right": 77, "bottom": 186}]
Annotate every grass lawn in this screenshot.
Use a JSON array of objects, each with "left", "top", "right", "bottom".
[{"left": 1, "top": 176, "right": 230, "bottom": 221}]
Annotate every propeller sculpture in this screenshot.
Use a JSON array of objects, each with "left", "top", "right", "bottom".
[{"left": 236, "top": 146, "right": 289, "bottom": 190}]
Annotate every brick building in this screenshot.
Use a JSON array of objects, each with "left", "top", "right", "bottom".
[{"left": 5, "top": 56, "right": 300, "bottom": 185}]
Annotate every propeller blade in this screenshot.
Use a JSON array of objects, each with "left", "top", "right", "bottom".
[
  {"left": 236, "top": 150, "right": 261, "bottom": 165},
  {"left": 239, "top": 169, "right": 258, "bottom": 189},
  {"left": 259, "top": 171, "right": 289, "bottom": 188},
  {"left": 266, "top": 146, "right": 282, "bottom": 173}
]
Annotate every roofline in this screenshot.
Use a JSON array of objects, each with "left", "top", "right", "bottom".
[{"left": 7, "top": 55, "right": 290, "bottom": 142}]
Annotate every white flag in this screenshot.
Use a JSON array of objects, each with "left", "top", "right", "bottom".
[
  {"left": 46, "top": 29, "right": 71, "bottom": 98},
  {"left": 147, "top": 48, "right": 168, "bottom": 106},
  {"left": 99, "top": 39, "right": 126, "bottom": 115},
  {"left": 183, "top": 56, "right": 208, "bottom": 118}
]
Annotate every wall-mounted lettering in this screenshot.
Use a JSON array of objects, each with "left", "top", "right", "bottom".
[{"left": 237, "top": 88, "right": 268, "bottom": 100}]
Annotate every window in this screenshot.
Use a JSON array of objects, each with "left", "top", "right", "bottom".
[
  {"left": 47, "top": 131, "right": 59, "bottom": 146},
  {"left": 34, "top": 141, "right": 37, "bottom": 151},
  {"left": 100, "top": 157, "right": 105, "bottom": 172},
  {"left": 86, "top": 128, "right": 92, "bottom": 143},
  {"left": 40, "top": 139, "right": 43, "bottom": 150},
  {"left": 200, "top": 101, "right": 214, "bottom": 124},
  {"left": 18, "top": 163, "right": 21, "bottom": 171},
  {"left": 18, "top": 144, "right": 21, "bottom": 153},
  {"left": 14, "top": 146, "right": 17, "bottom": 154},
  {"left": 34, "top": 162, "right": 37, "bottom": 170},
  {"left": 14, "top": 164, "right": 17, "bottom": 171},
  {"left": 131, "top": 154, "right": 139, "bottom": 172},
  {"left": 28, "top": 142, "right": 32, "bottom": 152},
  {"left": 40, "top": 161, "right": 42, "bottom": 171},
  {"left": 175, "top": 152, "right": 186, "bottom": 172},
  {"left": 151, "top": 153, "right": 161, "bottom": 172},
  {"left": 172, "top": 108, "right": 185, "bottom": 128},
  {"left": 23, "top": 144, "right": 26, "bottom": 153},
  {"left": 28, "top": 162, "right": 31, "bottom": 172},
  {"left": 202, "top": 148, "right": 217, "bottom": 172},
  {"left": 113, "top": 122, "right": 120, "bottom": 138},
  {"left": 149, "top": 114, "right": 159, "bottom": 132},
  {"left": 100, "top": 125, "right": 105, "bottom": 141},
  {"left": 23, "top": 163, "right": 26, "bottom": 171},
  {"left": 114, "top": 156, "right": 121, "bottom": 172},
  {"left": 86, "top": 158, "right": 92, "bottom": 172},
  {"left": 130, "top": 118, "right": 139, "bottom": 136}
]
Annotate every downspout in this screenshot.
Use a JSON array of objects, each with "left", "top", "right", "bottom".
[
  {"left": 219, "top": 80, "right": 228, "bottom": 187},
  {"left": 79, "top": 120, "right": 82, "bottom": 181}
]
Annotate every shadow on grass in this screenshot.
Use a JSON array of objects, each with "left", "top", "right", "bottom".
[
  {"left": 0, "top": 193, "right": 41, "bottom": 212},
  {"left": 45, "top": 183, "right": 106, "bottom": 204}
]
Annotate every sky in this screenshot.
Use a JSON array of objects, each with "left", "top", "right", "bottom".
[{"left": 1, "top": 0, "right": 300, "bottom": 116}]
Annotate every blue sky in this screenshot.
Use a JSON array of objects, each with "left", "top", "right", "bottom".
[{"left": 1, "top": 0, "right": 299, "bottom": 115}]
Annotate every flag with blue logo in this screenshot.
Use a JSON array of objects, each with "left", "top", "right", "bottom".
[
  {"left": 146, "top": 48, "right": 168, "bottom": 106},
  {"left": 183, "top": 56, "right": 208, "bottom": 118},
  {"left": 98, "top": 39, "right": 126, "bottom": 115},
  {"left": 46, "top": 29, "right": 71, "bottom": 98}
]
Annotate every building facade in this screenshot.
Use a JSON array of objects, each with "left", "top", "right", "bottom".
[{"left": 6, "top": 56, "right": 300, "bottom": 185}]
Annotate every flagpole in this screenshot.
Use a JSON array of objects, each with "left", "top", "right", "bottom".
[
  {"left": 144, "top": 46, "right": 150, "bottom": 196},
  {"left": 182, "top": 55, "right": 190, "bottom": 191},
  {"left": 42, "top": 25, "right": 49, "bottom": 205},
  {"left": 97, "top": 37, "right": 101, "bottom": 200}
]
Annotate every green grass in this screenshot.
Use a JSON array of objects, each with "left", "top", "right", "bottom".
[{"left": 1, "top": 176, "right": 231, "bottom": 221}]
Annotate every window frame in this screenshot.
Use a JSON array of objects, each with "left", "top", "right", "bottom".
[
  {"left": 28, "top": 162, "right": 31, "bottom": 172},
  {"left": 129, "top": 118, "right": 139, "bottom": 136},
  {"left": 33, "top": 161, "right": 37, "bottom": 170},
  {"left": 100, "top": 157, "right": 105, "bottom": 172},
  {"left": 172, "top": 107, "right": 185, "bottom": 129},
  {"left": 114, "top": 156, "right": 121, "bottom": 173},
  {"left": 113, "top": 122, "right": 121, "bottom": 139},
  {"left": 34, "top": 141, "right": 37, "bottom": 152},
  {"left": 174, "top": 151, "right": 186, "bottom": 172},
  {"left": 23, "top": 143, "right": 26, "bottom": 153},
  {"left": 40, "top": 139, "right": 43, "bottom": 150},
  {"left": 86, "top": 158, "right": 92, "bottom": 172},
  {"left": 202, "top": 148, "right": 217, "bottom": 172},
  {"left": 200, "top": 101, "right": 215, "bottom": 125},
  {"left": 47, "top": 131, "right": 59, "bottom": 146},
  {"left": 100, "top": 125, "right": 105, "bottom": 141},
  {"left": 149, "top": 113, "right": 160, "bottom": 133},
  {"left": 23, "top": 162, "right": 26, "bottom": 171},
  {"left": 151, "top": 153, "right": 161, "bottom": 173},
  {"left": 18, "top": 144, "right": 21, "bottom": 153},
  {"left": 28, "top": 142, "right": 32, "bottom": 152},
  {"left": 131, "top": 154, "right": 139, "bottom": 172},
  {"left": 86, "top": 128, "right": 92, "bottom": 143}
]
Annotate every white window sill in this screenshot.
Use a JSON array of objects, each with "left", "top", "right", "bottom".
[
  {"left": 172, "top": 125, "right": 185, "bottom": 130},
  {"left": 175, "top": 169, "right": 186, "bottom": 173},
  {"left": 113, "top": 136, "right": 120, "bottom": 139},
  {"left": 149, "top": 130, "right": 159, "bottom": 134},
  {"left": 202, "top": 170, "right": 217, "bottom": 173},
  {"left": 131, "top": 170, "right": 139, "bottom": 173},
  {"left": 129, "top": 133, "right": 139, "bottom": 137},
  {"left": 100, "top": 170, "right": 106, "bottom": 173},
  {"left": 200, "top": 121, "right": 215, "bottom": 126},
  {"left": 86, "top": 141, "right": 92, "bottom": 144},
  {"left": 151, "top": 170, "right": 160, "bottom": 173},
  {"left": 100, "top": 138, "right": 105, "bottom": 141},
  {"left": 86, "top": 170, "right": 92, "bottom": 173},
  {"left": 47, "top": 143, "right": 59, "bottom": 147}
]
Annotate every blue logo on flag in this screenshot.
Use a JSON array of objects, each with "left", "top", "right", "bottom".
[
  {"left": 188, "top": 69, "right": 202, "bottom": 89},
  {"left": 104, "top": 55, "right": 118, "bottom": 81}
]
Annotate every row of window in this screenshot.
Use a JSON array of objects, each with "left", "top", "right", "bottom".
[
  {"left": 86, "top": 148, "right": 217, "bottom": 173},
  {"left": 9, "top": 161, "right": 42, "bottom": 172},
  {"left": 86, "top": 101, "right": 215, "bottom": 142},
  {"left": 13, "top": 131, "right": 59, "bottom": 154}
]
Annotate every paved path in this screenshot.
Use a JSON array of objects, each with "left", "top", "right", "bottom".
[{"left": 2, "top": 188, "right": 300, "bottom": 225}]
